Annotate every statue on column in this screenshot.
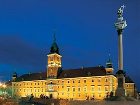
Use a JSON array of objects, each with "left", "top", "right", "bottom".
[{"left": 117, "top": 5, "right": 125, "bottom": 18}]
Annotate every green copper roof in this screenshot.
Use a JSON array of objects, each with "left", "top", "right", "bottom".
[
  {"left": 13, "top": 72, "right": 17, "bottom": 77},
  {"left": 106, "top": 55, "right": 113, "bottom": 68},
  {"left": 50, "top": 34, "right": 59, "bottom": 54}
]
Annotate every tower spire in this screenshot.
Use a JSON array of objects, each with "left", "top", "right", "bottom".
[
  {"left": 47, "top": 33, "right": 62, "bottom": 79},
  {"left": 53, "top": 33, "right": 56, "bottom": 42},
  {"left": 106, "top": 53, "right": 113, "bottom": 68},
  {"left": 50, "top": 33, "right": 59, "bottom": 54}
]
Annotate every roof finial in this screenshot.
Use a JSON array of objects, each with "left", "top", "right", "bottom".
[
  {"left": 53, "top": 33, "right": 56, "bottom": 42},
  {"left": 108, "top": 53, "right": 111, "bottom": 62}
]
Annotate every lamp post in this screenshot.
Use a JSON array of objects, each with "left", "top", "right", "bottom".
[{"left": 0, "top": 83, "right": 7, "bottom": 98}]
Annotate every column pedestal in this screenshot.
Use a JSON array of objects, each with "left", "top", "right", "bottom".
[{"left": 115, "top": 70, "right": 125, "bottom": 97}]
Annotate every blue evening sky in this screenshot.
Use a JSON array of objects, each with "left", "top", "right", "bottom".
[{"left": 0, "top": 0, "right": 140, "bottom": 89}]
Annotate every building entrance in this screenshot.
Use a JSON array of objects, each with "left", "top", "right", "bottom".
[{"left": 50, "top": 94, "right": 53, "bottom": 98}]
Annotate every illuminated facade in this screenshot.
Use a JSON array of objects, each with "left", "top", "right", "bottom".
[{"left": 11, "top": 38, "right": 135, "bottom": 100}]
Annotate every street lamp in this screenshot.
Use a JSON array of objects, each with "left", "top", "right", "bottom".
[
  {"left": 0, "top": 82, "right": 2, "bottom": 87},
  {"left": 0, "top": 83, "right": 7, "bottom": 98},
  {"left": 2, "top": 84, "right": 6, "bottom": 88}
]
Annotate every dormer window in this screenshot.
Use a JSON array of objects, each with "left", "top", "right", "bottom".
[
  {"left": 50, "top": 57, "right": 53, "bottom": 61},
  {"left": 64, "top": 73, "right": 67, "bottom": 77},
  {"left": 87, "top": 72, "right": 91, "bottom": 76},
  {"left": 57, "top": 57, "right": 59, "bottom": 61}
]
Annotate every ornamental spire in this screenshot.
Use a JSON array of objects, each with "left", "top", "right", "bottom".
[
  {"left": 106, "top": 54, "right": 113, "bottom": 68},
  {"left": 53, "top": 33, "right": 56, "bottom": 43},
  {"left": 50, "top": 33, "right": 59, "bottom": 54}
]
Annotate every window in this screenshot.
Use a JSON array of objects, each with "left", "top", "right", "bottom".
[
  {"left": 73, "top": 80, "right": 75, "bottom": 83},
  {"left": 91, "top": 86, "right": 94, "bottom": 91},
  {"left": 68, "top": 80, "right": 69, "bottom": 83},
  {"left": 105, "top": 86, "right": 108, "bottom": 91},
  {"left": 73, "top": 93, "right": 75, "bottom": 97},
  {"left": 92, "top": 79, "right": 94, "bottom": 82},
  {"left": 84, "top": 80, "right": 86, "bottom": 83},
  {"left": 98, "top": 78, "right": 101, "bottom": 82},
  {"left": 62, "top": 81, "right": 64, "bottom": 84},
  {"left": 50, "top": 57, "right": 53, "bottom": 61},
  {"left": 78, "top": 87, "right": 80, "bottom": 91},
  {"left": 98, "top": 86, "right": 101, "bottom": 91},
  {"left": 105, "top": 78, "right": 108, "bottom": 82},
  {"left": 67, "top": 93, "right": 70, "bottom": 97},
  {"left": 57, "top": 57, "right": 59, "bottom": 61},
  {"left": 73, "top": 88, "right": 75, "bottom": 92},
  {"left": 78, "top": 94, "right": 80, "bottom": 97},
  {"left": 67, "top": 88, "right": 70, "bottom": 92},
  {"left": 78, "top": 80, "right": 80, "bottom": 83},
  {"left": 84, "top": 87, "right": 87, "bottom": 91}
]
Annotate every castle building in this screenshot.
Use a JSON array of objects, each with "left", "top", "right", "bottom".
[{"left": 11, "top": 38, "right": 135, "bottom": 100}]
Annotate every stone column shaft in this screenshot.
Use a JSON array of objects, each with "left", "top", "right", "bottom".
[{"left": 118, "top": 30, "right": 123, "bottom": 70}]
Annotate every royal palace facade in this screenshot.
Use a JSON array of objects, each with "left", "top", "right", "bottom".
[{"left": 11, "top": 39, "right": 135, "bottom": 100}]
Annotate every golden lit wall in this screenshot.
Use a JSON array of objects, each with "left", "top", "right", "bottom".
[
  {"left": 12, "top": 80, "right": 47, "bottom": 98},
  {"left": 47, "top": 53, "right": 62, "bottom": 78},
  {"left": 125, "top": 83, "right": 135, "bottom": 97},
  {"left": 55, "top": 75, "right": 117, "bottom": 100},
  {"left": 12, "top": 76, "right": 135, "bottom": 100},
  {"left": 12, "top": 75, "right": 117, "bottom": 100}
]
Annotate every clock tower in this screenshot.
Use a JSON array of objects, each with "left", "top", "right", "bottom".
[{"left": 47, "top": 35, "right": 62, "bottom": 78}]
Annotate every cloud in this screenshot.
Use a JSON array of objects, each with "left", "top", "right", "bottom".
[{"left": 0, "top": 35, "right": 47, "bottom": 74}]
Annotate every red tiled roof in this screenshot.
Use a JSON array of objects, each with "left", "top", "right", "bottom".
[
  {"left": 14, "top": 66, "right": 106, "bottom": 82},
  {"left": 125, "top": 76, "right": 134, "bottom": 83},
  {"left": 58, "top": 66, "right": 106, "bottom": 78},
  {"left": 15, "top": 72, "right": 47, "bottom": 82}
]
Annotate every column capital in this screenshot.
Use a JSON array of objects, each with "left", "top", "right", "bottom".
[{"left": 117, "top": 29, "right": 123, "bottom": 35}]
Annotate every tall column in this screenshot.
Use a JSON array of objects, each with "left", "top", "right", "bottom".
[
  {"left": 115, "top": 5, "right": 127, "bottom": 97},
  {"left": 115, "top": 5, "right": 127, "bottom": 71},
  {"left": 118, "top": 30, "right": 123, "bottom": 70}
]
